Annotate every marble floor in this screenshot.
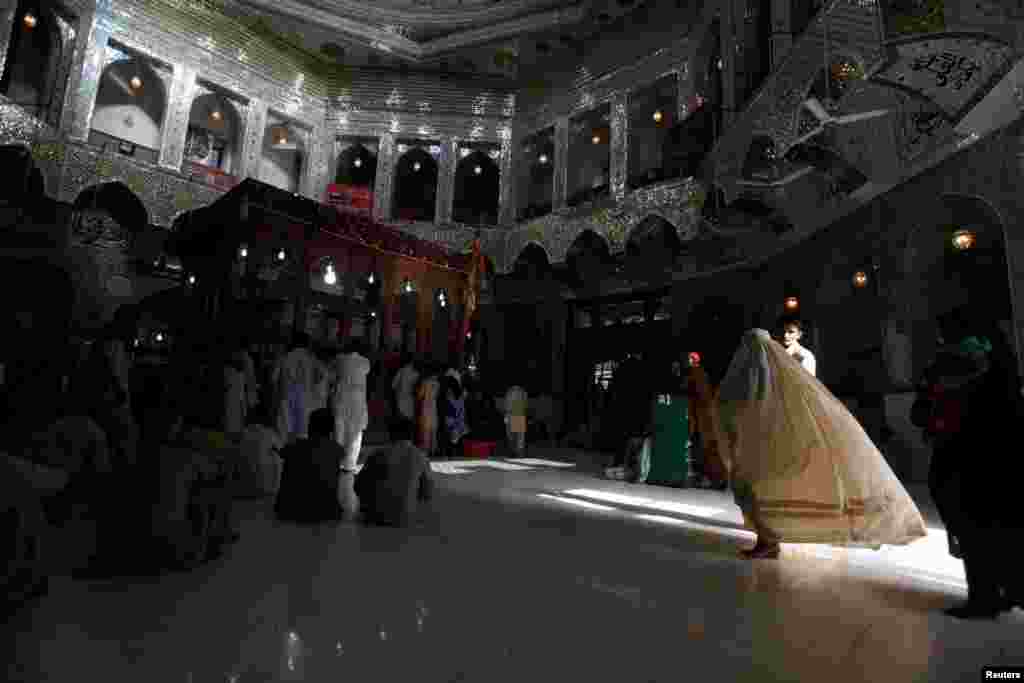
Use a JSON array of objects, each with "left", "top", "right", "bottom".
[{"left": 5, "top": 447, "right": 1023, "bottom": 683}]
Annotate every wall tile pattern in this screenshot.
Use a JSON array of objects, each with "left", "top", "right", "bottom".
[
  {"left": 609, "top": 93, "right": 628, "bottom": 202},
  {"left": 373, "top": 132, "right": 397, "bottom": 222},
  {"left": 158, "top": 66, "right": 197, "bottom": 171},
  {"left": 497, "top": 127, "right": 515, "bottom": 225},
  {"left": 434, "top": 136, "right": 457, "bottom": 225},
  {"left": 552, "top": 117, "right": 569, "bottom": 209}
]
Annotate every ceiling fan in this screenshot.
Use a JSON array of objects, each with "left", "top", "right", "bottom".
[{"left": 779, "top": 97, "right": 889, "bottom": 154}]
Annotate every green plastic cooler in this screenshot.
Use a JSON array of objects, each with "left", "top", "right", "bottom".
[{"left": 646, "top": 393, "right": 690, "bottom": 487}]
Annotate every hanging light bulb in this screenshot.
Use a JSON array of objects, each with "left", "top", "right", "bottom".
[
  {"left": 413, "top": 161, "right": 422, "bottom": 172},
  {"left": 952, "top": 228, "right": 976, "bottom": 251},
  {"left": 324, "top": 267, "right": 337, "bottom": 285},
  {"left": 277, "top": 248, "right": 286, "bottom": 262},
  {"left": 23, "top": 13, "right": 37, "bottom": 29},
  {"left": 784, "top": 296, "right": 799, "bottom": 311},
  {"left": 474, "top": 165, "right": 482, "bottom": 175},
  {"left": 538, "top": 153, "right": 549, "bottom": 164},
  {"left": 155, "top": 332, "right": 165, "bottom": 343},
  {"left": 239, "top": 244, "right": 248, "bottom": 258},
  {"left": 210, "top": 110, "right": 222, "bottom": 122},
  {"left": 852, "top": 270, "right": 868, "bottom": 289},
  {"left": 354, "top": 157, "right": 363, "bottom": 168},
  {"left": 368, "top": 272, "right": 375, "bottom": 284},
  {"left": 591, "top": 134, "right": 601, "bottom": 145},
  {"left": 187, "top": 274, "right": 196, "bottom": 285},
  {"left": 652, "top": 110, "right": 664, "bottom": 123},
  {"left": 403, "top": 279, "right": 413, "bottom": 293},
  {"left": 130, "top": 76, "right": 143, "bottom": 90},
  {"left": 370, "top": 311, "right": 377, "bottom": 318}
]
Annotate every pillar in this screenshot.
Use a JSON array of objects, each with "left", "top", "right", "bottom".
[
  {"left": 64, "top": 0, "right": 113, "bottom": 142},
  {"left": 497, "top": 125, "right": 516, "bottom": 225},
  {"left": 373, "top": 132, "right": 397, "bottom": 222},
  {"left": 553, "top": 116, "right": 569, "bottom": 210},
  {"left": 771, "top": 0, "right": 794, "bottom": 69},
  {"left": 241, "top": 99, "right": 268, "bottom": 182},
  {"left": 0, "top": 2, "right": 16, "bottom": 81},
  {"left": 302, "top": 122, "right": 332, "bottom": 202},
  {"left": 719, "top": 0, "right": 739, "bottom": 129},
  {"left": 434, "top": 135, "right": 457, "bottom": 225},
  {"left": 158, "top": 65, "right": 197, "bottom": 171},
  {"left": 610, "top": 92, "right": 629, "bottom": 202}
]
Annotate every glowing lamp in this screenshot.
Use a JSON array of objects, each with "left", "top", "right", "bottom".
[
  {"left": 324, "top": 269, "right": 337, "bottom": 285},
  {"left": 474, "top": 165, "right": 482, "bottom": 175},
  {"left": 239, "top": 245, "right": 248, "bottom": 258},
  {"left": 591, "top": 134, "right": 601, "bottom": 145},
  {"left": 277, "top": 136, "right": 287, "bottom": 145},
  {"left": 370, "top": 311, "right": 377, "bottom": 318},
  {"left": 784, "top": 296, "right": 799, "bottom": 311},
  {"left": 952, "top": 229, "right": 976, "bottom": 251},
  {"left": 155, "top": 332, "right": 165, "bottom": 343},
  {"left": 353, "top": 157, "right": 362, "bottom": 168},
  {"left": 538, "top": 153, "right": 549, "bottom": 164},
  {"left": 403, "top": 279, "right": 413, "bottom": 293},
  {"left": 187, "top": 274, "right": 196, "bottom": 285},
  {"left": 210, "top": 110, "right": 222, "bottom": 121},
  {"left": 652, "top": 110, "right": 663, "bottom": 124},
  {"left": 852, "top": 270, "right": 868, "bottom": 288},
  {"left": 23, "top": 13, "right": 37, "bottom": 29},
  {"left": 277, "top": 248, "right": 286, "bottom": 262},
  {"left": 413, "top": 161, "right": 422, "bottom": 172},
  {"left": 368, "top": 273, "right": 375, "bottom": 284},
  {"left": 130, "top": 76, "right": 142, "bottom": 90}
]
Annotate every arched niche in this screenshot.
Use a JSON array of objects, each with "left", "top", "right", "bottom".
[
  {"left": 184, "top": 92, "right": 241, "bottom": 174},
  {"left": 393, "top": 146, "right": 439, "bottom": 222},
  {"left": 625, "top": 214, "right": 681, "bottom": 280},
  {"left": 566, "top": 229, "right": 612, "bottom": 289},
  {"left": 453, "top": 149, "right": 499, "bottom": 225},
  {"left": 72, "top": 181, "right": 149, "bottom": 241},
  {"left": 260, "top": 118, "right": 306, "bottom": 193},
  {"left": 333, "top": 140, "right": 377, "bottom": 210},
  {"left": 89, "top": 57, "right": 168, "bottom": 159},
  {"left": 627, "top": 73, "right": 680, "bottom": 190},
  {"left": 517, "top": 127, "right": 555, "bottom": 221},
  {"left": 567, "top": 103, "right": 611, "bottom": 207},
  {"left": 512, "top": 241, "right": 551, "bottom": 281},
  {"left": 0, "top": 1, "right": 68, "bottom": 125}
]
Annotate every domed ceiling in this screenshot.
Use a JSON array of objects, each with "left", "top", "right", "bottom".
[{"left": 233, "top": 0, "right": 650, "bottom": 72}]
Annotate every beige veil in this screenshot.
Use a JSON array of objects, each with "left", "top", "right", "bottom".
[{"left": 717, "top": 329, "right": 926, "bottom": 547}]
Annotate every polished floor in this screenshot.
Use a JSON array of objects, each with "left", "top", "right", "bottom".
[{"left": 6, "top": 447, "right": 1023, "bottom": 683}]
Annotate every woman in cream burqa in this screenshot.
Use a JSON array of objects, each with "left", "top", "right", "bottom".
[{"left": 717, "top": 329, "right": 926, "bottom": 559}]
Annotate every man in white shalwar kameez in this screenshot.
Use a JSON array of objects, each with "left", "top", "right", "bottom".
[
  {"left": 272, "top": 333, "right": 321, "bottom": 444},
  {"left": 717, "top": 329, "right": 926, "bottom": 559},
  {"left": 781, "top": 319, "right": 816, "bottom": 376},
  {"left": 331, "top": 341, "right": 371, "bottom": 470}
]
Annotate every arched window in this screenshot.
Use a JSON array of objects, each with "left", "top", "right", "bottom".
[
  {"left": 184, "top": 92, "right": 240, "bottom": 175},
  {"left": 453, "top": 148, "right": 499, "bottom": 225},
  {"left": 260, "top": 118, "right": 306, "bottom": 193},
  {"left": 516, "top": 127, "right": 554, "bottom": 221},
  {"left": 567, "top": 103, "right": 611, "bottom": 207},
  {"left": 89, "top": 56, "right": 168, "bottom": 163},
  {"left": 332, "top": 140, "right": 377, "bottom": 211},
  {"left": 0, "top": 1, "right": 68, "bottom": 124},
  {"left": 393, "top": 146, "right": 439, "bottom": 222}
]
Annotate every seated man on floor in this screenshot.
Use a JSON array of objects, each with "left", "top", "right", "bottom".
[
  {"left": 274, "top": 408, "right": 345, "bottom": 524},
  {"left": 355, "top": 418, "right": 434, "bottom": 527}
]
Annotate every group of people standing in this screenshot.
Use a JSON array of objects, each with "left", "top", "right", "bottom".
[{"left": 390, "top": 355, "right": 475, "bottom": 459}]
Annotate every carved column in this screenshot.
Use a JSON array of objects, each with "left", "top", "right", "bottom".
[
  {"left": 0, "top": 4, "right": 18, "bottom": 94},
  {"left": 64, "top": 0, "right": 113, "bottom": 142},
  {"left": 302, "top": 122, "right": 331, "bottom": 202},
  {"left": 241, "top": 99, "right": 268, "bottom": 182},
  {"left": 610, "top": 92, "right": 629, "bottom": 202},
  {"left": 373, "top": 131, "right": 397, "bottom": 222},
  {"left": 771, "top": 0, "right": 794, "bottom": 69},
  {"left": 553, "top": 116, "right": 569, "bottom": 210},
  {"left": 719, "top": 0, "right": 738, "bottom": 129},
  {"left": 497, "top": 125, "right": 516, "bottom": 226},
  {"left": 158, "top": 65, "right": 196, "bottom": 171},
  {"left": 434, "top": 135, "right": 457, "bottom": 225}
]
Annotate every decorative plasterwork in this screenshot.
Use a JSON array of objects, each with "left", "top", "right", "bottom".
[
  {"left": 552, "top": 117, "right": 569, "bottom": 209},
  {"left": 869, "top": 33, "right": 1017, "bottom": 124},
  {"left": 502, "top": 177, "right": 705, "bottom": 273},
  {"left": 236, "top": 0, "right": 585, "bottom": 60},
  {"left": 497, "top": 126, "right": 515, "bottom": 225},
  {"left": 373, "top": 132, "right": 397, "bottom": 221},
  {"left": 609, "top": 93, "right": 629, "bottom": 202},
  {"left": 434, "top": 136, "right": 458, "bottom": 224},
  {"left": 159, "top": 66, "right": 198, "bottom": 171}
]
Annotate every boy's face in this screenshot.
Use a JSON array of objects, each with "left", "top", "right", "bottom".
[{"left": 782, "top": 325, "right": 802, "bottom": 348}]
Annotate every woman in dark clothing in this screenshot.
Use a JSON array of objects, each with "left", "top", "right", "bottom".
[
  {"left": 929, "top": 330, "right": 1023, "bottom": 618},
  {"left": 437, "top": 370, "right": 468, "bottom": 459}
]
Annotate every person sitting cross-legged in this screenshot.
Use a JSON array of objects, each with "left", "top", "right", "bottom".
[
  {"left": 355, "top": 418, "right": 434, "bottom": 527},
  {"left": 274, "top": 408, "right": 345, "bottom": 524}
]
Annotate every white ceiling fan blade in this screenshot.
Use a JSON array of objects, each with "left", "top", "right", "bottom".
[
  {"left": 804, "top": 98, "right": 831, "bottom": 123},
  {"left": 783, "top": 126, "right": 826, "bottom": 154},
  {"left": 833, "top": 109, "right": 889, "bottom": 125},
  {"left": 774, "top": 166, "right": 814, "bottom": 185}
]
